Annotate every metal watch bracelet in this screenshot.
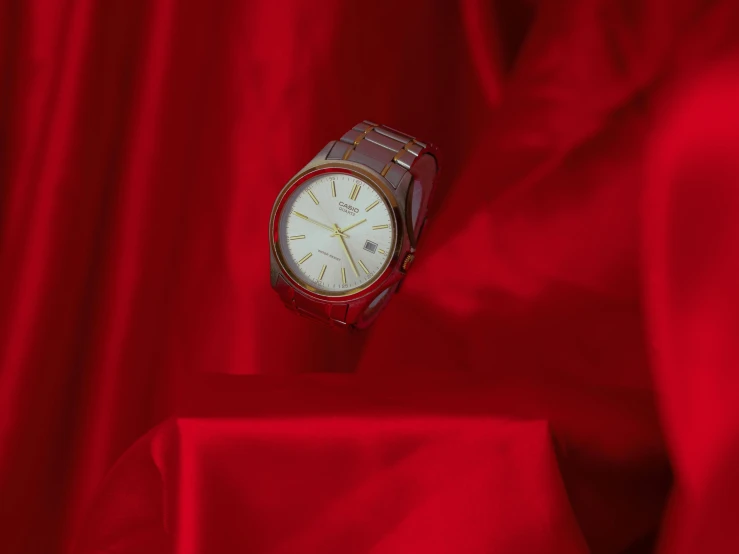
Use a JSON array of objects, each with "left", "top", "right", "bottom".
[{"left": 273, "top": 121, "right": 439, "bottom": 329}]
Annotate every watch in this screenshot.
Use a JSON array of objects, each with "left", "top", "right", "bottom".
[{"left": 269, "top": 121, "right": 440, "bottom": 330}]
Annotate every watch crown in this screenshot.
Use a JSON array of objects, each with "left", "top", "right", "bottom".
[{"left": 402, "top": 253, "right": 415, "bottom": 273}]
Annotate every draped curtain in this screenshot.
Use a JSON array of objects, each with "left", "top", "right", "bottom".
[{"left": 1, "top": 1, "right": 739, "bottom": 552}]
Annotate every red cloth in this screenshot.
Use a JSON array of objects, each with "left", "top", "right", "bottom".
[{"left": 1, "top": 0, "right": 738, "bottom": 552}]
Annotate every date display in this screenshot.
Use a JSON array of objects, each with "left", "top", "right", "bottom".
[{"left": 363, "top": 240, "right": 378, "bottom": 254}]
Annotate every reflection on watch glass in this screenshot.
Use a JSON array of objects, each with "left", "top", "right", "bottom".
[{"left": 279, "top": 173, "right": 395, "bottom": 294}]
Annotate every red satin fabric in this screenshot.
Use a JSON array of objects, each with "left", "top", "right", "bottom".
[{"left": 1, "top": 1, "right": 739, "bottom": 552}]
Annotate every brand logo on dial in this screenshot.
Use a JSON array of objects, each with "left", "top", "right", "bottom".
[{"left": 338, "top": 202, "right": 359, "bottom": 215}]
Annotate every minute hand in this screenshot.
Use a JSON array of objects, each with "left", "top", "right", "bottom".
[{"left": 334, "top": 224, "right": 359, "bottom": 276}]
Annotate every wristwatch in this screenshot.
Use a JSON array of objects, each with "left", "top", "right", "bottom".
[{"left": 269, "top": 121, "right": 440, "bottom": 330}]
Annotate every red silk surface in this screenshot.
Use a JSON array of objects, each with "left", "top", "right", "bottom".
[{"left": 1, "top": 1, "right": 739, "bottom": 552}]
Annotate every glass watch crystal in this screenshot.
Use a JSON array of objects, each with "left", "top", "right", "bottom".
[{"left": 277, "top": 172, "right": 395, "bottom": 295}]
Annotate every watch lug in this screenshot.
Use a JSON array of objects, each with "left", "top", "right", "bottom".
[
  {"left": 269, "top": 248, "right": 282, "bottom": 288},
  {"left": 395, "top": 170, "right": 413, "bottom": 204},
  {"left": 394, "top": 274, "right": 407, "bottom": 294},
  {"left": 304, "top": 141, "right": 336, "bottom": 168},
  {"left": 390, "top": 171, "right": 416, "bottom": 249}
]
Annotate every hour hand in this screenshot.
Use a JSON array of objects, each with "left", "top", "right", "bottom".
[
  {"left": 294, "top": 212, "right": 347, "bottom": 237},
  {"left": 336, "top": 218, "right": 367, "bottom": 235}
]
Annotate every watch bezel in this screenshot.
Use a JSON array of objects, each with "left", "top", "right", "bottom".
[{"left": 270, "top": 161, "right": 403, "bottom": 301}]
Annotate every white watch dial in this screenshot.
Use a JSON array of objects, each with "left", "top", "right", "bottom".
[{"left": 278, "top": 172, "right": 395, "bottom": 294}]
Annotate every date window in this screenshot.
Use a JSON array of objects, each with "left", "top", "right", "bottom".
[{"left": 363, "top": 240, "right": 378, "bottom": 254}]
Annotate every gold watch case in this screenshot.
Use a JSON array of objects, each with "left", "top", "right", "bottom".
[{"left": 269, "top": 159, "right": 406, "bottom": 300}]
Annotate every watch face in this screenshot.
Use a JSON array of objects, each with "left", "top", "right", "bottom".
[{"left": 277, "top": 171, "right": 396, "bottom": 295}]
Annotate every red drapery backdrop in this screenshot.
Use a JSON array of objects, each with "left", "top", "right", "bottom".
[{"left": 2, "top": 0, "right": 739, "bottom": 552}]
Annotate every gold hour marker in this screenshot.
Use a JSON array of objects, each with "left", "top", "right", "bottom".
[
  {"left": 358, "top": 260, "right": 370, "bottom": 275},
  {"left": 341, "top": 267, "right": 346, "bottom": 284},
  {"left": 365, "top": 200, "right": 380, "bottom": 212},
  {"left": 308, "top": 190, "right": 319, "bottom": 205},
  {"left": 294, "top": 212, "right": 308, "bottom": 220},
  {"left": 378, "top": 249, "right": 386, "bottom": 255},
  {"left": 289, "top": 235, "right": 305, "bottom": 240},
  {"left": 349, "top": 183, "right": 360, "bottom": 201},
  {"left": 318, "top": 264, "right": 327, "bottom": 281},
  {"left": 372, "top": 224, "right": 389, "bottom": 230},
  {"left": 331, "top": 180, "right": 336, "bottom": 197},
  {"left": 298, "top": 252, "right": 312, "bottom": 265}
]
